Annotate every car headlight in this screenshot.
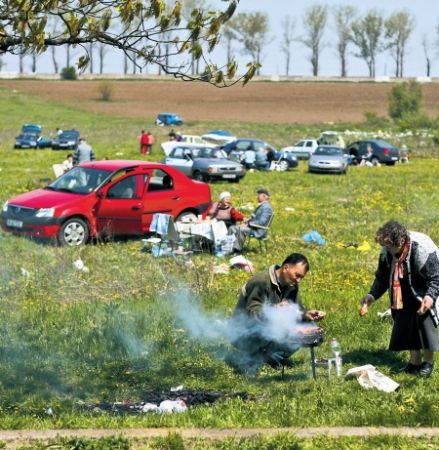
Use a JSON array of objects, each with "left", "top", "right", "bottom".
[
  {"left": 2, "top": 201, "right": 8, "bottom": 212},
  {"left": 35, "top": 208, "right": 55, "bottom": 218},
  {"left": 207, "top": 166, "right": 219, "bottom": 173}
]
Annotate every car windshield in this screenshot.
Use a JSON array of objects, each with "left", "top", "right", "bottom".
[
  {"left": 191, "top": 147, "right": 219, "bottom": 158},
  {"left": 314, "top": 147, "right": 344, "bottom": 156},
  {"left": 60, "top": 131, "right": 79, "bottom": 139},
  {"left": 47, "top": 167, "right": 112, "bottom": 194}
]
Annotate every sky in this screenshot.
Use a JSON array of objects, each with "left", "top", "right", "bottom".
[{"left": 1, "top": 0, "right": 438, "bottom": 77}]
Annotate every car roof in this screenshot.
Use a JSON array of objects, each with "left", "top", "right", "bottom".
[{"left": 79, "top": 159, "right": 192, "bottom": 176}]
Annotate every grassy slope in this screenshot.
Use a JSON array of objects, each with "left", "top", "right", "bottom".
[{"left": 0, "top": 85, "right": 438, "bottom": 431}]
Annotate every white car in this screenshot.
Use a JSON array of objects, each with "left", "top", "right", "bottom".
[
  {"left": 308, "top": 146, "right": 348, "bottom": 174},
  {"left": 281, "top": 139, "right": 318, "bottom": 160},
  {"left": 161, "top": 135, "right": 215, "bottom": 156}
]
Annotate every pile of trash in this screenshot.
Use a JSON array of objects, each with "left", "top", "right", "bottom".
[{"left": 80, "top": 387, "right": 252, "bottom": 414}]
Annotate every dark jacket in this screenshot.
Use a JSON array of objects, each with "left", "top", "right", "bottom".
[
  {"left": 234, "top": 265, "right": 305, "bottom": 319},
  {"left": 369, "top": 231, "right": 439, "bottom": 326},
  {"left": 231, "top": 265, "right": 307, "bottom": 353}
]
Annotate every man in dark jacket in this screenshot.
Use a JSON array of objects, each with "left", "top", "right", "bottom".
[{"left": 230, "top": 253, "right": 325, "bottom": 375}]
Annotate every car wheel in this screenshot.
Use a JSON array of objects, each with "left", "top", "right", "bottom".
[
  {"left": 176, "top": 211, "right": 197, "bottom": 223},
  {"left": 59, "top": 217, "right": 89, "bottom": 246},
  {"left": 277, "top": 160, "right": 290, "bottom": 172},
  {"left": 193, "top": 171, "right": 205, "bottom": 182},
  {"left": 371, "top": 156, "right": 380, "bottom": 166}
]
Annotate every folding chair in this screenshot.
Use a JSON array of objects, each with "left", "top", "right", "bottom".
[{"left": 245, "top": 213, "right": 274, "bottom": 253}]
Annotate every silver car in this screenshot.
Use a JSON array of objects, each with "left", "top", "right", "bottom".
[
  {"left": 308, "top": 146, "right": 348, "bottom": 174},
  {"left": 163, "top": 145, "right": 245, "bottom": 183}
]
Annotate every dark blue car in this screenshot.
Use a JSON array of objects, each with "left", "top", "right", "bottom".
[
  {"left": 14, "top": 124, "right": 53, "bottom": 149},
  {"left": 222, "top": 138, "right": 298, "bottom": 171}
]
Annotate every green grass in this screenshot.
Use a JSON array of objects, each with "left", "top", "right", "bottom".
[{"left": 0, "top": 84, "right": 439, "bottom": 438}]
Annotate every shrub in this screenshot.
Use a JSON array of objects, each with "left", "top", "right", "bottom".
[
  {"left": 60, "top": 66, "right": 78, "bottom": 80},
  {"left": 151, "top": 432, "right": 186, "bottom": 450},
  {"left": 388, "top": 80, "right": 422, "bottom": 119},
  {"left": 363, "top": 111, "right": 391, "bottom": 128},
  {"left": 396, "top": 112, "right": 435, "bottom": 130},
  {"left": 98, "top": 81, "right": 114, "bottom": 101},
  {"left": 432, "top": 130, "right": 439, "bottom": 146}
]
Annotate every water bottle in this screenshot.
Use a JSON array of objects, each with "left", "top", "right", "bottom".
[
  {"left": 178, "top": 239, "right": 184, "bottom": 252},
  {"left": 330, "top": 338, "right": 342, "bottom": 377}
]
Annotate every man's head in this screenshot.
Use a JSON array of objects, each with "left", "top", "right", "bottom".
[
  {"left": 278, "top": 253, "right": 310, "bottom": 287},
  {"left": 375, "top": 220, "right": 409, "bottom": 256},
  {"left": 257, "top": 188, "right": 270, "bottom": 203}
]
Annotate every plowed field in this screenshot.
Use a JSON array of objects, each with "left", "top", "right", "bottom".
[{"left": 3, "top": 79, "right": 439, "bottom": 124}]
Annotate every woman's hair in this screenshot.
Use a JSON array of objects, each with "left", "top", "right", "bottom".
[{"left": 375, "top": 220, "right": 409, "bottom": 247}]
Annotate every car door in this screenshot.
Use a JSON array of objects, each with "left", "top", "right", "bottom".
[
  {"left": 94, "top": 172, "right": 145, "bottom": 236},
  {"left": 141, "top": 168, "right": 181, "bottom": 231},
  {"left": 166, "top": 147, "right": 193, "bottom": 176}
]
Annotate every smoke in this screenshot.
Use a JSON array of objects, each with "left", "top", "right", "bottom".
[{"left": 168, "top": 288, "right": 306, "bottom": 358}]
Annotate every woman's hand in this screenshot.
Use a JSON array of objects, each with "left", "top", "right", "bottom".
[
  {"left": 359, "top": 294, "right": 375, "bottom": 316},
  {"left": 417, "top": 296, "right": 433, "bottom": 315}
]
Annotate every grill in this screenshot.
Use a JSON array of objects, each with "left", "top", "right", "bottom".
[
  {"left": 8, "top": 204, "right": 36, "bottom": 219},
  {"left": 284, "top": 326, "right": 325, "bottom": 380}
]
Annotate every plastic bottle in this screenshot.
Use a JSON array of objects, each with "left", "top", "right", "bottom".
[
  {"left": 330, "top": 338, "right": 342, "bottom": 377},
  {"left": 177, "top": 239, "right": 184, "bottom": 252}
]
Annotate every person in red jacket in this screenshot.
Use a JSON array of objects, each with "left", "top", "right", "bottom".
[
  {"left": 146, "top": 131, "right": 154, "bottom": 155},
  {"left": 207, "top": 192, "right": 245, "bottom": 228},
  {"left": 139, "top": 130, "right": 149, "bottom": 155}
]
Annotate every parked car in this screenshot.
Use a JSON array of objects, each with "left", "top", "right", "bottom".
[
  {"left": 281, "top": 139, "right": 319, "bottom": 159},
  {"left": 161, "top": 135, "right": 215, "bottom": 156},
  {"left": 201, "top": 129, "right": 236, "bottom": 145},
  {"left": 163, "top": 145, "right": 245, "bottom": 182},
  {"left": 308, "top": 146, "right": 349, "bottom": 174},
  {"left": 345, "top": 139, "right": 400, "bottom": 165},
  {"left": 0, "top": 160, "right": 211, "bottom": 246},
  {"left": 317, "top": 131, "right": 345, "bottom": 148},
  {"left": 155, "top": 112, "right": 183, "bottom": 126},
  {"left": 223, "top": 138, "right": 298, "bottom": 171},
  {"left": 52, "top": 129, "right": 80, "bottom": 150},
  {"left": 14, "top": 124, "right": 53, "bottom": 149}
]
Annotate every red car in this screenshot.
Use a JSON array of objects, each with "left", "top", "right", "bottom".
[{"left": 1, "top": 160, "right": 212, "bottom": 245}]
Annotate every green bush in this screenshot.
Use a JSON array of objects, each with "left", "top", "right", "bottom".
[
  {"left": 60, "top": 66, "right": 78, "bottom": 80},
  {"left": 98, "top": 81, "right": 114, "bottom": 101},
  {"left": 152, "top": 432, "right": 186, "bottom": 450},
  {"left": 396, "top": 112, "right": 435, "bottom": 130},
  {"left": 388, "top": 80, "right": 422, "bottom": 119},
  {"left": 363, "top": 111, "right": 391, "bottom": 128}
]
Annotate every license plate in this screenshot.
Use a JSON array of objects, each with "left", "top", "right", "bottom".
[
  {"left": 6, "top": 219, "right": 23, "bottom": 228},
  {"left": 391, "top": 157, "right": 397, "bottom": 160},
  {"left": 222, "top": 174, "right": 236, "bottom": 179}
]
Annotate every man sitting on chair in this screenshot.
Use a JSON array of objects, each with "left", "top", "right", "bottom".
[{"left": 228, "top": 188, "right": 273, "bottom": 253}]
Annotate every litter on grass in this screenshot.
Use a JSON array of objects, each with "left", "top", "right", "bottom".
[
  {"left": 302, "top": 230, "right": 326, "bottom": 245},
  {"left": 345, "top": 364, "right": 400, "bottom": 393}
]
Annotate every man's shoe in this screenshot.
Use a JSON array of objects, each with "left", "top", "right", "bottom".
[
  {"left": 419, "top": 362, "right": 434, "bottom": 378},
  {"left": 399, "top": 362, "right": 421, "bottom": 375}
]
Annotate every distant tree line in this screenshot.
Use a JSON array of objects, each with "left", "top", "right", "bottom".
[
  {"left": 224, "top": 5, "right": 438, "bottom": 78},
  {"left": 0, "top": 1, "right": 438, "bottom": 80}
]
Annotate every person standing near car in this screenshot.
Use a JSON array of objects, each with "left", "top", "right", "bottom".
[
  {"left": 359, "top": 220, "right": 439, "bottom": 377},
  {"left": 146, "top": 131, "right": 154, "bottom": 155},
  {"left": 139, "top": 130, "right": 149, "bottom": 155},
  {"left": 73, "top": 138, "right": 96, "bottom": 165}
]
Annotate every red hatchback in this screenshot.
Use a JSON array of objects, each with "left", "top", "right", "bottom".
[{"left": 0, "top": 160, "right": 212, "bottom": 245}]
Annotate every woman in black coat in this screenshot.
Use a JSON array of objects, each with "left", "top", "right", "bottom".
[{"left": 360, "top": 220, "right": 439, "bottom": 377}]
